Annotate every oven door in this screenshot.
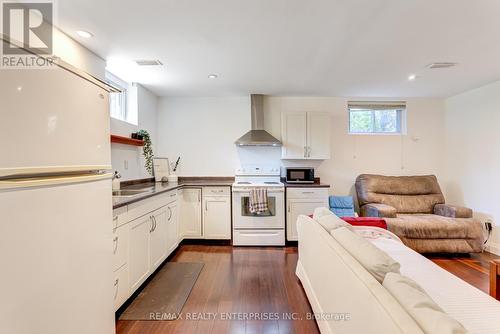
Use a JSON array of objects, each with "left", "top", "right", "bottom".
[{"left": 232, "top": 189, "right": 284, "bottom": 229}]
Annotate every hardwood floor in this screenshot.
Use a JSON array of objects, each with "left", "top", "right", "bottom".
[
  {"left": 116, "top": 245, "right": 499, "bottom": 334},
  {"left": 427, "top": 251, "right": 500, "bottom": 294},
  {"left": 116, "top": 245, "right": 319, "bottom": 334}
]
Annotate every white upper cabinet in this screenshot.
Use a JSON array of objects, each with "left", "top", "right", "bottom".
[
  {"left": 306, "top": 112, "right": 331, "bottom": 159},
  {"left": 281, "top": 111, "right": 331, "bottom": 159},
  {"left": 281, "top": 112, "right": 307, "bottom": 159}
]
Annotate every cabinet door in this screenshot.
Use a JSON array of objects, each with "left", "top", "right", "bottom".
[
  {"left": 113, "top": 223, "right": 129, "bottom": 272},
  {"left": 180, "top": 188, "right": 202, "bottom": 238},
  {"left": 307, "top": 112, "right": 330, "bottom": 159},
  {"left": 166, "top": 202, "right": 179, "bottom": 255},
  {"left": 281, "top": 112, "right": 307, "bottom": 159},
  {"left": 150, "top": 207, "right": 168, "bottom": 270},
  {"left": 287, "top": 199, "right": 328, "bottom": 241},
  {"left": 129, "top": 215, "right": 152, "bottom": 292},
  {"left": 113, "top": 264, "right": 129, "bottom": 311},
  {"left": 203, "top": 196, "right": 231, "bottom": 239}
]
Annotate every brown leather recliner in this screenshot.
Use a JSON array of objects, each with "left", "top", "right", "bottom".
[{"left": 355, "top": 174, "right": 484, "bottom": 253}]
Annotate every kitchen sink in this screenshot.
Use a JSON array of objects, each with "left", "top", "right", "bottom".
[{"left": 112, "top": 189, "right": 151, "bottom": 197}]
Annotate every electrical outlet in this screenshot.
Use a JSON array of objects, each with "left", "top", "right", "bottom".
[
  {"left": 124, "top": 160, "right": 129, "bottom": 170},
  {"left": 485, "top": 220, "right": 493, "bottom": 232}
]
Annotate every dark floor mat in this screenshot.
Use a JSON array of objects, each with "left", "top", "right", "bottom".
[{"left": 119, "top": 262, "right": 204, "bottom": 320}]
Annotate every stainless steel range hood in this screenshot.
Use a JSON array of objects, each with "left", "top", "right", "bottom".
[{"left": 235, "top": 94, "right": 282, "bottom": 146}]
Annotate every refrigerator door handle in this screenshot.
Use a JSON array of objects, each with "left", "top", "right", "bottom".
[
  {"left": 0, "top": 165, "right": 112, "bottom": 178},
  {"left": 0, "top": 172, "right": 112, "bottom": 190}
]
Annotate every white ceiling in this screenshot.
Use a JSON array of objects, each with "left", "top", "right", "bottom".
[{"left": 58, "top": 0, "right": 500, "bottom": 97}]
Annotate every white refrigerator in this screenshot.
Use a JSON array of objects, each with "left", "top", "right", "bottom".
[{"left": 0, "top": 62, "right": 115, "bottom": 334}]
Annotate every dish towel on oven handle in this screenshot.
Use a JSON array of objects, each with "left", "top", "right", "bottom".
[{"left": 249, "top": 188, "right": 268, "bottom": 214}]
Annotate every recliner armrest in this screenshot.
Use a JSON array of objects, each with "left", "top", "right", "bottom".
[
  {"left": 434, "top": 204, "right": 473, "bottom": 218},
  {"left": 361, "top": 203, "right": 397, "bottom": 218}
]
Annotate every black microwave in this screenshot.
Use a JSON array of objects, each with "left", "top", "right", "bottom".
[{"left": 285, "top": 168, "right": 315, "bottom": 183}]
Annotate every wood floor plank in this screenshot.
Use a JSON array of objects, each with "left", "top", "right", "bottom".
[{"left": 117, "top": 245, "right": 499, "bottom": 334}]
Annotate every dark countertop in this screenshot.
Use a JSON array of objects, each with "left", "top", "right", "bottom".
[
  {"left": 284, "top": 182, "right": 330, "bottom": 188},
  {"left": 113, "top": 178, "right": 234, "bottom": 209}
]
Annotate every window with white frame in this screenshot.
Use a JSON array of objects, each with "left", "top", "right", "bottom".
[
  {"left": 105, "top": 71, "right": 130, "bottom": 123},
  {"left": 348, "top": 101, "right": 406, "bottom": 134}
]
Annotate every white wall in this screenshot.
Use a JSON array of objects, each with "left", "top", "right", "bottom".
[
  {"left": 53, "top": 28, "right": 105, "bottom": 80},
  {"left": 443, "top": 80, "right": 500, "bottom": 254},
  {"left": 111, "top": 84, "right": 158, "bottom": 181},
  {"left": 263, "top": 97, "right": 446, "bottom": 197},
  {"left": 157, "top": 97, "right": 250, "bottom": 176},
  {"left": 156, "top": 96, "right": 446, "bottom": 194}
]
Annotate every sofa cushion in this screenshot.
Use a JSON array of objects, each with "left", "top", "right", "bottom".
[
  {"left": 313, "top": 207, "right": 353, "bottom": 232},
  {"left": 397, "top": 237, "right": 483, "bottom": 254},
  {"left": 356, "top": 174, "right": 445, "bottom": 214},
  {"left": 385, "top": 214, "right": 483, "bottom": 240},
  {"left": 383, "top": 272, "right": 467, "bottom": 334},
  {"left": 331, "top": 227, "right": 400, "bottom": 283}
]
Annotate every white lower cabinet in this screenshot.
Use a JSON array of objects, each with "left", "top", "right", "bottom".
[
  {"left": 113, "top": 185, "right": 232, "bottom": 311},
  {"left": 203, "top": 195, "right": 231, "bottom": 239},
  {"left": 113, "top": 264, "right": 129, "bottom": 311},
  {"left": 166, "top": 201, "right": 179, "bottom": 254},
  {"left": 286, "top": 188, "right": 329, "bottom": 241},
  {"left": 179, "top": 188, "right": 202, "bottom": 239},
  {"left": 112, "top": 223, "right": 129, "bottom": 272},
  {"left": 150, "top": 207, "right": 168, "bottom": 271},
  {"left": 128, "top": 214, "right": 153, "bottom": 292},
  {"left": 203, "top": 187, "right": 231, "bottom": 240}
]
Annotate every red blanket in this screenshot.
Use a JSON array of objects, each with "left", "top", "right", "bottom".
[{"left": 340, "top": 217, "right": 387, "bottom": 229}]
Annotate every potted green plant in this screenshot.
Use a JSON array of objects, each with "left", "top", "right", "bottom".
[{"left": 137, "top": 129, "right": 153, "bottom": 175}]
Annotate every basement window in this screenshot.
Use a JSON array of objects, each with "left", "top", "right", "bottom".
[
  {"left": 105, "top": 71, "right": 137, "bottom": 125},
  {"left": 348, "top": 101, "right": 406, "bottom": 135}
]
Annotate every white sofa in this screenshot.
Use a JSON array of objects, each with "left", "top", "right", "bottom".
[{"left": 296, "top": 214, "right": 500, "bottom": 334}]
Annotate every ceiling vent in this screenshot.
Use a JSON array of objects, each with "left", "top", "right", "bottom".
[
  {"left": 426, "top": 62, "right": 458, "bottom": 69},
  {"left": 134, "top": 60, "right": 163, "bottom": 66}
]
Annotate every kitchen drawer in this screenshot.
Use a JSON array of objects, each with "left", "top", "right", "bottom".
[
  {"left": 112, "top": 206, "right": 128, "bottom": 229},
  {"left": 287, "top": 187, "right": 329, "bottom": 199},
  {"left": 113, "top": 223, "right": 129, "bottom": 272},
  {"left": 204, "top": 186, "right": 230, "bottom": 197},
  {"left": 233, "top": 229, "right": 285, "bottom": 246},
  {"left": 127, "top": 190, "right": 177, "bottom": 220},
  {"left": 113, "top": 264, "right": 130, "bottom": 311}
]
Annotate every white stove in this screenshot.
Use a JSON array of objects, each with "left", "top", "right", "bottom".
[{"left": 232, "top": 166, "right": 285, "bottom": 246}]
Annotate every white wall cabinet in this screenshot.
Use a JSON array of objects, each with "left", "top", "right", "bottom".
[
  {"left": 281, "top": 111, "right": 330, "bottom": 159},
  {"left": 203, "top": 187, "right": 231, "bottom": 240},
  {"left": 286, "top": 188, "right": 329, "bottom": 241},
  {"left": 179, "top": 188, "right": 203, "bottom": 239}
]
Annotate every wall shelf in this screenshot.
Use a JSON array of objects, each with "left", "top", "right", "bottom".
[{"left": 110, "top": 134, "right": 144, "bottom": 146}]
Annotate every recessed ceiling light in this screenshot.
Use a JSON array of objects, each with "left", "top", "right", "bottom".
[
  {"left": 76, "top": 30, "right": 93, "bottom": 38},
  {"left": 408, "top": 74, "right": 417, "bottom": 81},
  {"left": 208, "top": 74, "right": 218, "bottom": 79}
]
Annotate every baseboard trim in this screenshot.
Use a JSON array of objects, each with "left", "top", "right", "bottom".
[{"left": 486, "top": 242, "right": 500, "bottom": 256}]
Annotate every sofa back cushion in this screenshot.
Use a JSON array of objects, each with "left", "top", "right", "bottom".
[
  {"left": 383, "top": 272, "right": 467, "bottom": 334},
  {"left": 356, "top": 174, "right": 445, "bottom": 214},
  {"left": 313, "top": 207, "right": 353, "bottom": 232},
  {"left": 331, "top": 227, "right": 400, "bottom": 283}
]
